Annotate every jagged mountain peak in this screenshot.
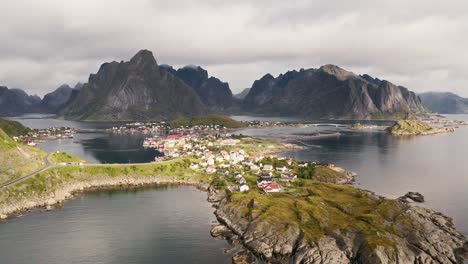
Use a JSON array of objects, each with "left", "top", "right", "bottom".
[
  {"left": 129, "top": 49, "right": 158, "bottom": 69},
  {"left": 319, "top": 64, "right": 356, "bottom": 80}
]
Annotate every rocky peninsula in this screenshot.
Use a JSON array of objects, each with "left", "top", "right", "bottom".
[{"left": 386, "top": 120, "right": 455, "bottom": 136}]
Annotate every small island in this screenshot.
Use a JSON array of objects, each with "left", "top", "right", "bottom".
[{"left": 386, "top": 119, "right": 455, "bottom": 136}]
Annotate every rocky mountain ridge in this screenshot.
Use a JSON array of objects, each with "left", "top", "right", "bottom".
[
  {"left": 160, "top": 64, "right": 234, "bottom": 110},
  {"left": 243, "top": 65, "right": 427, "bottom": 120},
  {"left": 0, "top": 86, "right": 42, "bottom": 116},
  {"left": 419, "top": 92, "right": 468, "bottom": 114},
  {"left": 60, "top": 50, "right": 207, "bottom": 120}
]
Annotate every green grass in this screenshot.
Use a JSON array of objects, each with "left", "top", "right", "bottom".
[
  {"left": 0, "top": 128, "right": 46, "bottom": 184},
  {"left": 169, "top": 115, "right": 246, "bottom": 128},
  {"left": 49, "top": 152, "right": 84, "bottom": 164},
  {"left": 386, "top": 120, "right": 434, "bottom": 135},
  {"left": 0, "top": 119, "right": 32, "bottom": 137},
  {"left": 227, "top": 181, "right": 409, "bottom": 248}
]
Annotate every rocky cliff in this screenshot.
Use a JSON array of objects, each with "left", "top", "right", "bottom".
[
  {"left": 243, "top": 65, "right": 427, "bottom": 120},
  {"left": 0, "top": 87, "right": 42, "bottom": 116},
  {"left": 420, "top": 92, "right": 468, "bottom": 114},
  {"left": 60, "top": 50, "right": 206, "bottom": 120},
  {"left": 161, "top": 64, "right": 234, "bottom": 110},
  {"left": 212, "top": 187, "right": 466, "bottom": 264}
]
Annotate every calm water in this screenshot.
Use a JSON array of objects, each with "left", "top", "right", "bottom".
[
  {"left": 7, "top": 114, "right": 161, "bottom": 164},
  {"left": 236, "top": 114, "right": 468, "bottom": 235},
  {"left": 0, "top": 186, "right": 230, "bottom": 264}
]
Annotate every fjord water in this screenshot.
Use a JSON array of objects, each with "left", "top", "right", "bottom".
[
  {"left": 235, "top": 114, "right": 468, "bottom": 235},
  {"left": 0, "top": 186, "right": 230, "bottom": 264},
  {"left": 7, "top": 114, "right": 162, "bottom": 164}
]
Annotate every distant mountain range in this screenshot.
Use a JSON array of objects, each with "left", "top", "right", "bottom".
[
  {"left": 0, "top": 49, "right": 436, "bottom": 120},
  {"left": 419, "top": 92, "right": 468, "bottom": 114}
]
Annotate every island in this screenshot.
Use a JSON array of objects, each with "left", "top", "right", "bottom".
[
  {"left": 386, "top": 119, "right": 455, "bottom": 136},
  {"left": 0, "top": 119, "right": 466, "bottom": 264}
]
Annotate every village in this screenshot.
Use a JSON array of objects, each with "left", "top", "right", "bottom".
[
  {"left": 142, "top": 130, "right": 349, "bottom": 194},
  {"left": 12, "top": 127, "right": 76, "bottom": 146}
]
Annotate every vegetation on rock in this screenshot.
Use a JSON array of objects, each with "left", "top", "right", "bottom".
[{"left": 169, "top": 115, "right": 246, "bottom": 128}]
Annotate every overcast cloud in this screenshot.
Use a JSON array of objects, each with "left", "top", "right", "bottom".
[{"left": 1, "top": 0, "right": 467, "bottom": 97}]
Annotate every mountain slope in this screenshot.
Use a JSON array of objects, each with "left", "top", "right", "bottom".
[
  {"left": 244, "top": 65, "right": 426, "bottom": 119},
  {"left": 234, "top": 88, "right": 251, "bottom": 99},
  {"left": 161, "top": 65, "right": 234, "bottom": 110},
  {"left": 0, "top": 128, "right": 45, "bottom": 184},
  {"left": 0, "top": 87, "right": 42, "bottom": 116},
  {"left": 61, "top": 50, "right": 207, "bottom": 120},
  {"left": 419, "top": 92, "right": 468, "bottom": 114},
  {"left": 42, "top": 84, "right": 74, "bottom": 113}
]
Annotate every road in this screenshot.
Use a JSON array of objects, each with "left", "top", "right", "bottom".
[
  {"left": 0, "top": 154, "right": 168, "bottom": 190},
  {"left": 0, "top": 153, "right": 55, "bottom": 190}
]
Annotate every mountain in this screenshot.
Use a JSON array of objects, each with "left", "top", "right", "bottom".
[
  {"left": 243, "top": 65, "right": 427, "bottom": 119},
  {"left": 61, "top": 50, "right": 207, "bottom": 120},
  {"left": 161, "top": 65, "right": 233, "bottom": 110},
  {"left": 419, "top": 92, "right": 468, "bottom": 114},
  {"left": 0, "top": 87, "right": 42, "bottom": 116},
  {"left": 41, "top": 84, "right": 75, "bottom": 113},
  {"left": 234, "top": 88, "right": 251, "bottom": 99}
]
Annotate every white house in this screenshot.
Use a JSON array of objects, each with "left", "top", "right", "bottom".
[
  {"left": 239, "top": 184, "right": 250, "bottom": 192},
  {"left": 263, "top": 164, "right": 274, "bottom": 171}
]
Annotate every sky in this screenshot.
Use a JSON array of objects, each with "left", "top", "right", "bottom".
[{"left": 1, "top": 0, "right": 468, "bottom": 97}]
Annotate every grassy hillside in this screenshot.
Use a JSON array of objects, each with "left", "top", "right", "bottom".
[
  {"left": 0, "top": 119, "right": 31, "bottom": 137},
  {"left": 386, "top": 120, "right": 436, "bottom": 135},
  {"left": 0, "top": 128, "right": 46, "bottom": 184},
  {"left": 169, "top": 114, "right": 246, "bottom": 128},
  {"left": 49, "top": 152, "right": 84, "bottom": 164}
]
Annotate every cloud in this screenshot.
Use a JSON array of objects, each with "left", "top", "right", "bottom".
[{"left": 0, "top": 0, "right": 467, "bottom": 97}]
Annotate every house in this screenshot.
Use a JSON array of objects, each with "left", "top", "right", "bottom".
[
  {"left": 239, "top": 184, "right": 250, "bottom": 192},
  {"left": 206, "top": 166, "right": 216, "bottom": 174},
  {"left": 189, "top": 163, "right": 199, "bottom": 170},
  {"left": 263, "top": 183, "right": 281, "bottom": 193},
  {"left": 250, "top": 165, "right": 260, "bottom": 173},
  {"left": 263, "top": 164, "right": 274, "bottom": 171},
  {"left": 207, "top": 158, "right": 215, "bottom": 166},
  {"left": 276, "top": 166, "right": 290, "bottom": 172},
  {"left": 199, "top": 161, "right": 208, "bottom": 168},
  {"left": 280, "top": 173, "right": 297, "bottom": 182}
]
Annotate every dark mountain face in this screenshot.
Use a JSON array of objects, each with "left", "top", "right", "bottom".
[
  {"left": 42, "top": 84, "right": 75, "bottom": 113},
  {"left": 161, "top": 65, "right": 233, "bottom": 110},
  {"left": 0, "top": 87, "right": 42, "bottom": 116},
  {"left": 234, "top": 88, "right": 251, "bottom": 99},
  {"left": 244, "top": 65, "right": 426, "bottom": 119},
  {"left": 420, "top": 92, "right": 468, "bottom": 114},
  {"left": 60, "top": 50, "right": 207, "bottom": 120}
]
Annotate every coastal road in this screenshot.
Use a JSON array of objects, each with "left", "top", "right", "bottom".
[
  {"left": 0, "top": 154, "right": 170, "bottom": 190},
  {"left": 0, "top": 153, "right": 55, "bottom": 190}
]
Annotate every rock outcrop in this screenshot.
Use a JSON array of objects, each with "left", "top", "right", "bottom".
[
  {"left": 243, "top": 65, "right": 427, "bottom": 120},
  {"left": 386, "top": 120, "right": 455, "bottom": 136},
  {"left": 213, "top": 191, "right": 466, "bottom": 264},
  {"left": 60, "top": 50, "right": 207, "bottom": 120}
]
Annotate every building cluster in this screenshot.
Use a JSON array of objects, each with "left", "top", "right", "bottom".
[
  {"left": 143, "top": 131, "right": 299, "bottom": 193},
  {"left": 12, "top": 127, "right": 75, "bottom": 146}
]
